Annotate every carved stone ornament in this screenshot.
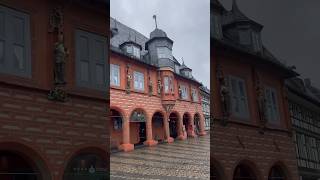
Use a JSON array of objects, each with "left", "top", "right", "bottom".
[
  {"left": 49, "top": 7, "right": 64, "bottom": 33},
  {"left": 126, "top": 64, "right": 132, "bottom": 94},
  {"left": 178, "top": 86, "right": 182, "bottom": 99},
  {"left": 48, "top": 86, "right": 67, "bottom": 102},
  {"left": 54, "top": 33, "right": 68, "bottom": 85},
  {"left": 217, "top": 63, "right": 230, "bottom": 126},
  {"left": 148, "top": 70, "right": 153, "bottom": 96},
  {"left": 255, "top": 70, "right": 267, "bottom": 134}
]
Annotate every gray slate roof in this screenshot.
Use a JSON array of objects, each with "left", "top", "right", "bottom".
[
  {"left": 286, "top": 78, "right": 320, "bottom": 105},
  {"left": 110, "top": 17, "right": 201, "bottom": 85}
]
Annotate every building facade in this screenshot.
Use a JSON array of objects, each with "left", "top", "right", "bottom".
[
  {"left": 287, "top": 78, "right": 320, "bottom": 180},
  {"left": 211, "top": 0, "right": 299, "bottom": 179},
  {"left": 200, "top": 85, "right": 210, "bottom": 130},
  {"left": 0, "top": 0, "right": 108, "bottom": 180},
  {"left": 110, "top": 17, "right": 206, "bottom": 152}
]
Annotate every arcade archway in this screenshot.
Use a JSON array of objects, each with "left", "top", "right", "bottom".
[
  {"left": 169, "top": 112, "right": 179, "bottom": 138},
  {"left": 152, "top": 112, "right": 165, "bottom": 142},
  {"left": 63, "top": 151, "right": 108, "bottom": 180},
  {"left": 233, "top": 163, "right": 257, "bottom": 180},
  {"left": 268, "top": 165, "right": 287, "bottom": 180},
  {"left": 130, "top": 109, "right": 147, "bottom": 146},
  {"left": 110, "top": 109, "right": 123, "bottom": 149}
]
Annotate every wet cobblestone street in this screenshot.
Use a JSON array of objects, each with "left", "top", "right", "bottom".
[{"left": 110, "top": 134, "right": 210, "bottom": 180}]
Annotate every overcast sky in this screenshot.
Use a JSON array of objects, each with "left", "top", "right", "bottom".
[
  {"left": 111, "top": 0, "right": 210, "bottom": 88},
  {"left": 220, "top": 0, "right": 320, "bottom": 88}
]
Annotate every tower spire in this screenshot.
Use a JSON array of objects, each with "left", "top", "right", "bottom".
[{"left": 153, "top": 15, "right": 158, "bottom": 29}]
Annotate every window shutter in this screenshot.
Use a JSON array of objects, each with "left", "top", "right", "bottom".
[
  {"left": 76, "top": 31, "right": 91, "bottom": 85},
  {"left": 91, "top": 34, "right": 107, "bottom": 89}
]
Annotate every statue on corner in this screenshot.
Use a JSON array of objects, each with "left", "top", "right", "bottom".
[{"left": 54, "top": 33, "right": 68, "bottom": 85}]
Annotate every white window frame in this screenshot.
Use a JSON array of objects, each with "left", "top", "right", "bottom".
[
  {"left": 132, "top": 46, "right": 140, "bottom": 58},
  {"left": 229, "top": 76, "right": 249, "bottom": 119},
  {"left": 192, "top": 88, "right": 198, "bottom": 102},
  {"left": 265, "top": 87, "right": 280, "bottom": 124},
  {"left": 164, "top": 76, "right": 169, "bottom": 93},
  {"left": 110, "top": 64, "right": 120, "bottom": 87},
  {"left": 157, "top": 46, "right": 172, "bottom": 60},
  {"left": 180, "top": 85, "right": 189, "bottom": 100},
  {"left": 133, "top": 71, "right": 144, "bottom": 91}
]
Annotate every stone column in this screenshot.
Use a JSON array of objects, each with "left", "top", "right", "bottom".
[
  {"left": 198, "top": 114, "right": 207, "bottom": 136},
  {"left": 189, "top": 116, "right": 197, "bottom": 138},
  {"left": 164, "top": 114, "right": 174, "bottom": 143},
  {"left": 144, "top": 114, "right": 157, "bottom": 146},
  {"left": 119, "top": 115, "right": 134, "bottom": 152},
  {"left": 177, "top": 114, "right": 187, "bottom": 140}
]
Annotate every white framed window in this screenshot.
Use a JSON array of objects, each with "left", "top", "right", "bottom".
[
  {"left": 0, "top": 5, "right": 31, "bottom": 78},
  {"left": 265, "top": 87, "right": 280, "bottom": 123},
  {"left": 133, "top": 71, "right": 144, "bottom": 91},
  {"left": 180, "top": 85, "right": 189, "bottom": 100},
  {"left": 174, "top": 64, "right": 180, "bottom": 73},
  {"left": 252, "top": 32, "right": 262, "bottom": 52},
  {"left": 192, "top": 88, "right": 198, "bottom": 102},
  {"left": 164, "top": 76, "right": 169, "bottom": 93},
  {"left": 110, "top": 64, "right": 120, "bottom": 86},
  {"left": 229, "top": 76, "right": 249, "bottom": 119},
  {"left": 75, "top": 30, "right": 107, "bottom": 90},
  {"left": 157, "top": 46, "right": 172, "bottom": 60},
  {"left": 126, "top": 45, "right": 140, "bottom": 58}
]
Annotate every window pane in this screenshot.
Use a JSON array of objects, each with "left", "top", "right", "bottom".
[
  {"left": 0, "top": 12, "right": 4, "bottom": 37},
  {"left": 79, "top": 36, "right": 89, "bottom": 59},
  {"left": 94, "top": 41, "right": 104, "bottom": 61},
  {"left": 14, "top": 45, "right": 25, "bottom": 70},
  {"left": 95, "top": 64, "right": 104, "bottom": 85},
  {"left": 110, "top": 64, "right": 120, "bottom": 86},
  {"left": 12, "top": 16, "right": 24, "bottom": 44},
  {"left": 164, "top": 77, "right": 169, "bottom": 93},
  {"left": 157, "top": 47, "right": 172, "bottom": 60},
  {"left": 0, "top": 40, "right": 4, "bottom": 63},
  {"left": 134, "top": 72, "right": 144, "bottom": 90},
  {"left": 80, "top": 61, "right": 89, "bottom": 82},
  {"left": 126, "top": 46, "right": 132, "bottom": 54}
]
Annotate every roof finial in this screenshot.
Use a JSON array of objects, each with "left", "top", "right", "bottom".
[
  {"left": 182, "top": 57, "right": 185, "bottom": 65},
  {"left": 153, "top": 15, "right": 158, "bottom": 29}
]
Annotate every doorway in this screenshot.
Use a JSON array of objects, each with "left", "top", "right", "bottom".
[
  {"left": 169, "top": 113, "right": 179, "bottom": 138},
  {"left": 137, "top": 122, "right": 146, "bottom": 145}
]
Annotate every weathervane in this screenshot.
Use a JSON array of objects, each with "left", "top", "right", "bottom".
[{"left": 153, "top": 15, "right": 158, "bottom": 29}]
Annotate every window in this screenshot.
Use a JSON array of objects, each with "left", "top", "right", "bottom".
[
  {"left": 192, "top": 88, "right": 198, "bottom": 102},
  {"left": 229, "top": 76, "right": 249, "bottom": 118},
  {"left": 252, "top": 32, "right": 262, "bottom": 52},
  {"left": 180, "top": 85, "right": 189, "bottom": 100},
  {"left": 239, "top": 29, "right": 251, "bottom": 45},
  {"left": 110, "top": 64, "right": 120, "bottom": 86},
  {"left": 174, "top": 64, "right": 180, "bottom": 73},
  {"left": 0, "top": 5, "right": 31, "bottom": 77},
  {"left": 164, "top": 77, "right": 169, "bottom": 93},
  {"left": 212, "top": 13, "right": 222, "bottom": 38},
  {"left": 157, "top": 47, "right": 172, "bottom": 60},
  {"left": 265, "top": 87, "right": 280, "bottom": 123},
  {"left": 126, "top": 45, "right": 140, "bottom": 58},
  {"left": 75, "top": 30, "right": 107, "bottom": 91},
  {"left": 133, "top": 71, "right": 144, "bottom": 91}
]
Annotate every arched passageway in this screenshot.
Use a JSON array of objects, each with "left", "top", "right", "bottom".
[
  {"left": 194, "top": 113, "right": 201, "bottom": 135},
  {"left": 63, "top": 152, "right": 108, "bottom": 180},
  {"left": 169, "top": 112, "right": 179, "bottom": 138},
  {"left": 110, "top": 109, "right": 123, "bottom": 149},
  {"left": 152, "top": 112, "right": 165, "bottom": 142},
  {"left": 0, "top": 151, "right": 40, "bottom": 180},
  {"left": 212, "top": 165, "right": 221, "bottom": 180},
  {"left": 130, "top": 109, "right": 147, "bottom": 146},
  {"left": 268, "top": 165, "right": 287, "bottom": 180},
  {"left": 183, "top": 113, "right": 191, "bottom": 137},
  {"left": 233, "top": 163, "right": 257, "bottom": 180}
]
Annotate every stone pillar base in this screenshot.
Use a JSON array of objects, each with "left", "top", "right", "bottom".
[
  {"left": 165, "top": 137, "right": 174, "bottom": 143},
  {"left": 188, "top": 131, "right": 197, "bottom": 138},
  {"left": 177, "top": 134, "right": 187, "bottom": 140},
  {"left": 144, "top": 140, "right": 158, "bottom": 146},
  {"left": 119, "top": 143, "right": 134, "bottom": 152},
  {"left": 198, "top": 131, "right": 206, "bottom": 136}
]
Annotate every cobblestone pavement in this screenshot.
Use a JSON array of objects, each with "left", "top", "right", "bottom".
[{"left": 110, "top": 134, "right": 210, "bottom": 180}]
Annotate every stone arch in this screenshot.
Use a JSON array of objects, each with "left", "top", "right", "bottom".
[
  {"left": 0, "top": 141, "right": 52, "bottom": 180},
  {"left": 129, "top": 108, "right": 148, "bottom": 145},
  {"left": 268, "top": 161, "right": 290, "bottom": 180},
  {"left": 63, "top": 146, "right": 108, "bottom": 180},
  {"left": 110, "top": 107, "right": 125, "bottom": 149},
  {"left": 194, "top": 112, "right": 202, "bottom": 135},
  {"left": 182, "top": 112, "right": 193, "bottom": 137},
  {"left": 212, "top": 158, "right": 225, "bottom": 180},
  {"left": 151, "top": 111, "right": 165, "bottom": 142},
  {"left": 232, "top": 159, "right": 261, "bottom": 180},
  {"left": 169, "top": 111, "right": 180, "bottom": 138}
]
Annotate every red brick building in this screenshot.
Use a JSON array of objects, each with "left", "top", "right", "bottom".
[
  {"left": 0, "top": 0, "right": 108, "bottom": 179},
  {"left": 110, "top": 17, "right": 206, "bottom": 152},
  {"left": 211, "top": 0, "right": 299, "bottom": 179}
]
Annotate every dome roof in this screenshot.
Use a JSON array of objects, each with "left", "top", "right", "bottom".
[{"left": 150, "top": 28, "right": 167, "bottom": 39}]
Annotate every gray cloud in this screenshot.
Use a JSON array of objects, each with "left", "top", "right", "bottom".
[
  {"left": 220, "top": 0, "right": 320, "bottom": 88},
  {"left": 111, "top": 0, "right": 210, "bottom": 88}
]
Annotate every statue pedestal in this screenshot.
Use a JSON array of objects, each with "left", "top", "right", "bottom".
[{"left": 119, "top": 143, "right": 134, "bottom": 152}]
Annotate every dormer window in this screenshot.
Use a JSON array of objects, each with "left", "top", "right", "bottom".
[
  {"left": 125, "top": 45, "right": 140, "bottom": 58},
  {"left": 182, "top": 70, "right": 192, "bottom": 78},
  {"left": 157, "top": 46, "right": 172, "bottom": 60},
  {"left": 252, "top": 32, "right": 262, "bottom": 52},
  {"left": 212, "top": 13, "right": 222, "bottom": 39}
]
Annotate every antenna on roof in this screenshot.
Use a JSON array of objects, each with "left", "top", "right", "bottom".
[{"left": 153, "top": 15, "right": 158, "bottom": 29}]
